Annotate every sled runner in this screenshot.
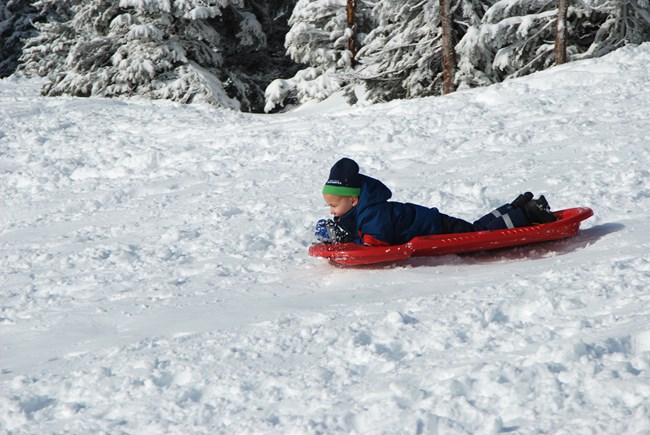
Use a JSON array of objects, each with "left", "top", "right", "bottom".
[{"left": 308, "top": 207, "right": 594, "bottom": 266}]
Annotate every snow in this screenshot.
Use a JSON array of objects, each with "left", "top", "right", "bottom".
[{"left": 1, "top": 43, "right": 650, "bottom": 433}]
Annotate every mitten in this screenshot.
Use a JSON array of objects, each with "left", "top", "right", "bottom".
[
  {"left": 314, "top": 219, "right": 335, "bottom": 242},
  {"left": 314, "top": 219, "right": 351, "bottom": 243}
]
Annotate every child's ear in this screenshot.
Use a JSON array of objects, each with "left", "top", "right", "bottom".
[{"left": 351, "top": 196, "right": 359, "bottom": 206}]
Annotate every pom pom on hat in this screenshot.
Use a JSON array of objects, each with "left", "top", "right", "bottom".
[{"left": 322, "top": 158, "right": 361, "bottom": 196}]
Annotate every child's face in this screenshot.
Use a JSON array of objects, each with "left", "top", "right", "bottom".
[{"left": 323, "top": 193, "right": 358, "bottom": 217}]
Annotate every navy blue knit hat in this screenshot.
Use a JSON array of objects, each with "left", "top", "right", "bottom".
[{"left": 322, "top": 158, "right": 361, "bottom": 196}]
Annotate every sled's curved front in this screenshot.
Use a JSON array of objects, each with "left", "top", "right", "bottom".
[{"left": 308, "top": 207, "right": 594, "bottom": 266}]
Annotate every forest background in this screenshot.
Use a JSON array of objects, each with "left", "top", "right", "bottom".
[{"left": 1, "top": 0, "right": 649, "bottom": 113}]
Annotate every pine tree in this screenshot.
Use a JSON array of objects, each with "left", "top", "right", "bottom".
[
  {"left": 456, "top": 0, "right": 563, "bottom": 87},
  {"left": 19, "top": 0, "right": 295, "bottom": 112},
  {"left": 19, "top": 0, "right": 96, "bottom": 78},
  {"left": 0, "top": 0, "right": 42, "bottom": 77},
  {"left": 244, "top": 0, "right": 300, "bottom": 109},
  {"left": 263, "top": 0, "right": 374, "bottom": 112},
  {"left": 575, "top": 0, "right": 650, "bottom": 59},
  {"left": 358, "top": 0, "right": 490, "bottom": 103},
  {"left": 455, "top": 0, "right": 650, "bottom": 88},
  {"left": 0, "top": 2, "right": 12, "bottom": 76}
]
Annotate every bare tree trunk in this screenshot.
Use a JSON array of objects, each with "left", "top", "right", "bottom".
[
  {"left": 555, "top": 0, "right": 568, "bottom": 65},
  {"left": 346, "top": 0, "right": 357, "bottom": 66},
  {"left": 440, "top": 0, "right": 456, "bottom": 94}
]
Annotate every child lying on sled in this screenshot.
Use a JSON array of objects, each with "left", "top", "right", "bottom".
[{"left": 315, "top": 158, "right": 556, "bottom": 246}]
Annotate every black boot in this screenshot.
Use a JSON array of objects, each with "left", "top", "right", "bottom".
[
  {"left": 523, "top": 195, "right": 557, "bottom": 224},
  {"left": 511, "top": 192, "right": 533, "bottom": 208}
]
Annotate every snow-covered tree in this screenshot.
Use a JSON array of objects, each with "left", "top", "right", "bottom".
[
  {"left": 264, "top": 0, "right": 375, "bottom": 112},
  {"left": 19, "top": 0, "right": 294, "bottom": 112},
  {"left": 0, "top": 0, "right": 42, "bottom": 77},
  {"left": 357, "top": 0, "right": 490, "bottom": 103},
  {"left": 455, "top": 0, "right": 650, "bottom": 89},
  {"left": 19, "top": 0, "right": 85, "bottom": 79},
  {"left": 455, "top": 0, "right": 562, "bottom": 87},
  {"left": 575, "top": 0, "right": 650, "bottom": 59}
]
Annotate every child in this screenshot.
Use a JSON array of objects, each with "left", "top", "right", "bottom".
[{"left": 315, "top": 157, "right": 556, "bottom": 245}]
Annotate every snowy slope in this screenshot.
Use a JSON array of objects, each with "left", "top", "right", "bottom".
[{"left": 1, "top": 43, "right": 649, "bottom": 433}]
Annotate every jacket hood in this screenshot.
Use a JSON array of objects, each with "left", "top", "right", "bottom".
[
  {"left": 357, "top": 174, "right": 392, "bottom": 209},
  {"left": 336, "top": 174, "right": 391, "bottom": 236}
]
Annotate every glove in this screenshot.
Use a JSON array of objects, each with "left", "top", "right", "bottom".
[
  {"left": 315, "top": 219, "right": 332, "bottom": 242},
  {"left": 314, "top": 219, "right": 351, "bottom": 244}
]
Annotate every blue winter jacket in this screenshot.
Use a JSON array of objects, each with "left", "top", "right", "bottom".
[{"left": 337, "top": 174, "right": 443, "bottom": 245}]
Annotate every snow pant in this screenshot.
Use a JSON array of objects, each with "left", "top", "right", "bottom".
[{"left": 439, "top": 203, "right": 530, "bottom": 234}]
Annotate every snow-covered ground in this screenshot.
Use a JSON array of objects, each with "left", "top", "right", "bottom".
[{"left": 1, "top": 43, "right": 649, "bottom": 433}]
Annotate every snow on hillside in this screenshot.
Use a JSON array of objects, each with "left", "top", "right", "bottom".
[{"left": 1, "top": 43, "right": 649, "bottom": 433}]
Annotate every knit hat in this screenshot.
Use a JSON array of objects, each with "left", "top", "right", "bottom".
[{"left": 322, "top": 158, "right": 361, "bottom": 196}]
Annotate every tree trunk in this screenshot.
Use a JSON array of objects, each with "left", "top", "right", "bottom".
[
  {"left": 346, "top": 0, "right": 357, "bottom": 66},
  {"left": 555, "top": 0, "right": 568, "bottom": 65},
  {"left": 440, "top": 0, "right": 455, "bottom": 94}
]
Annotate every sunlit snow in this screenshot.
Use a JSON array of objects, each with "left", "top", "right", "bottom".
[{"left": 1, "top": 43, "right": 649, "bottom": 433}]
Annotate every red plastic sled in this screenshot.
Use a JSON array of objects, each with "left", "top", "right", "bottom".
[{"left": 309, "top": 207, "right": 594, "bottom": 266}]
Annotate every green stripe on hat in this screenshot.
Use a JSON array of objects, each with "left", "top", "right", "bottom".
[{"left": 322, "top": 184, "right": 361, "bottom": 196}]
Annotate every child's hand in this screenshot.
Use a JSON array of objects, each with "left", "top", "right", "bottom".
[
  {"left": 315, "top": 219, "right": 352, "bottom": 243},
  {"left": 315, "top": 219, "right": 335, "bottom": 242}
]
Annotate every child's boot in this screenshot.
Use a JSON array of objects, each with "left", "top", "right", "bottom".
[
  {"left": 511, "top": 192, "right": 533, "bottom": 208},
  {"left": 523, "top": 195, "right": 557, "bottom": 224}
]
